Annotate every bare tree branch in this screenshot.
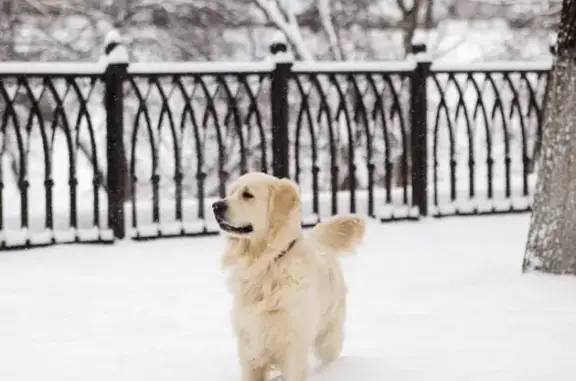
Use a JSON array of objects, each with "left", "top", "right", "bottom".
[{"left": 317, "top": 0, "right": 344, "bottom": 60}]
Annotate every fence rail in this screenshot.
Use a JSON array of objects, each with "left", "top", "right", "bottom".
[{"left": 0, "top": 47, "right": 553, "bottom": 249}]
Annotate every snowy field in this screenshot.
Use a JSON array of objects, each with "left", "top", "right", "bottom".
[{"left": 1, "top": 214, "right": 576, "bottom": 381}]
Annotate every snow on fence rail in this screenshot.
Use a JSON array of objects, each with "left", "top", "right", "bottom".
[
  {"left": 431, "top": 60, "right": 553, "bottom": 72},
  {"left": 0, "top": 55, "right": 550, "bottom": 249},
  {"left": 292, "top": 61, "right": 417, "bottom": 73},
  {"left": 0, "top": 62, "right": 106, "bottom": 76},
  {"left": 127, "top": 61, "right": 275, "bottom": 75}
]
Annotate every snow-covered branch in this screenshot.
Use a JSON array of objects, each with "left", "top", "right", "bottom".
[
  {"left": 253, "top": 0, "right": 315, "bottom": 60},
  {"left": 317, "top": 0, "right": 344, "bottom": 60}
]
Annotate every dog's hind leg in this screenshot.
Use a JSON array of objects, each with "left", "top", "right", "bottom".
[{"left": 314, "top": 304, "right": 345, "bottom": 365}]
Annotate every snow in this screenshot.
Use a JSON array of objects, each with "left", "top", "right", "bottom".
[
  {"left": 270, "top": 30, "right": 288, "bottom": 46},
  {"left": 0, "top": 189, "right": 415, "bottom": 244},
  {"left": 253, "top": 0, "right": 315, "bottom": 61},
  {"left": 425, "top": 20, "right": 552, "bottom": 63},
  {"left": 127, "top": 61, "right": 275, "bottom": 75},
  {"left": 104, "top": 29, "right": 123, "bottom": 47},
  {"left": 431, "top": 60, "right": 553, "bottom": 72},
  {"left": 268, "top": 51, "right": 295, "bottom": 63},
  {"left": 292, "top": 61, "right": 416, "bottom": 73},
  {"left": 105, "top": 46, "right": 130, "bottom": 65},
  {"left": 1, "top": 214, "right": 576, "bottom": 380},
  {"left": 0, "top": 62, "right": 104, "bottom": 75},
  {"left": 0, "top": 176, "right": 535, "bottom": 245}
]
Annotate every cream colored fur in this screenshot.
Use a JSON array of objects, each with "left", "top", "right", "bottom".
[{"left": 215, "top": 172, "right": 365, "bottom": 381}]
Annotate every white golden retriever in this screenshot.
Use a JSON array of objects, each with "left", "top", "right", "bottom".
[{"left": 212, "top": 172, "right": 365, "bottom": 381}]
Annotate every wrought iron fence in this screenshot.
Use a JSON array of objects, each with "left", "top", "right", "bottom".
[
  {"left": 428, "top": 62, "right": 550, "bottom": 216},
  {"left": 124, "top": 63, "right": 274, "bottom": 239},
  {"left": 0, "top": 48, "right": 552, "bottom": 249},
  {"left": 0, "top": 64, "right": 111, "bottom": 249}
]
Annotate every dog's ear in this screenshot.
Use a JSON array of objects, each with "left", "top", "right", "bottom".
[{"left": 268, "top": 178, "right": 300, "bottom": 231}]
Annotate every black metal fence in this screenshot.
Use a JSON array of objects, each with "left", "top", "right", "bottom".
[{"left": 0, "top": 48, "right": 552, "bottom": 249}]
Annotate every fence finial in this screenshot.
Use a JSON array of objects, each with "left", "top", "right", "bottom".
[
  {"left": 410, "top": 31, "right": 430, "bottom": 62},
  {"left": 269, "top": 30, "right": 294, "bottom": 63},
  {"left": 100, "top": 29, "right": 129, "bottom": 64},
  {"left": 549, "top": 32, "right": 557, "bottom": 55}
]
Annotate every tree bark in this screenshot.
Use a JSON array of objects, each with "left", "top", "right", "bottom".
[{"left": 523, "top": 0, "right": 576, "bottom": 274}]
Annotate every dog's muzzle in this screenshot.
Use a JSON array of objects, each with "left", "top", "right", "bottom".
[
  {"left": 212, "top": 200, "right": 253, "bottom": 234},
  {"left": 212, "top": 200, "right": 227, "bottom": 219}
]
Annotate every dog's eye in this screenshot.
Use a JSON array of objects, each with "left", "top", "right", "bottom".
[{"left": 241, "top": 190, "right": 254, "bottom": 199}]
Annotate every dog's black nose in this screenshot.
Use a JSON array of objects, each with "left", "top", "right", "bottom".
[{"left": 212, "top": 200, "right": 227, "bottom": 216}]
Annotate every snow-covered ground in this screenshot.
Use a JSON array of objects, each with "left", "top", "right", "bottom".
[{"left": 1, "top": 214, "right": 575, "bottom": 381}]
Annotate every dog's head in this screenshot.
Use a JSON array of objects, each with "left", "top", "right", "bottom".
[{"left": 212, "top": 172, "right": 301, "bottom": 240}]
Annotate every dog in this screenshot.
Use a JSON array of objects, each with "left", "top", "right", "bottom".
[{"left": 212, "top": 172, "right": 365, "bottom": 381}]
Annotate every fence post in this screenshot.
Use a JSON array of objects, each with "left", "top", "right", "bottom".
[
  {"left": 410, "top": 42, "right": 431, "bottom": 217},
  {"left": 269, "top": 32, "right": 293, "bottom": 179},
  {"left": 103, "top": 30, "right": 129, "bottom": 239},
  {"left": 549, "top": 32, "right": 557, "bottom": 55}
]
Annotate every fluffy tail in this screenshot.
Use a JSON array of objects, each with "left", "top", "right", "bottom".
[{"left": 307, "top": 214, "right": 366, "bottom": 256}]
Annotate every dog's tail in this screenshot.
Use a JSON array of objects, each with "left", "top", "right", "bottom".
[{"left": 307, "top": 214, "right": 366, "bottom": 256}]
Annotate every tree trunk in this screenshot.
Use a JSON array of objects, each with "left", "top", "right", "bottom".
[{"left": 523, "top": 0, "right": 576, "bottom": 274}]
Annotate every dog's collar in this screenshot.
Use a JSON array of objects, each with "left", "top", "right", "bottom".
[{"left": 275, "top": 238, "right": 298, "bottom": 262}]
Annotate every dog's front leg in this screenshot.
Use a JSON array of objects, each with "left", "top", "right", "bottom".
[
  {"left": 240, "top": 362, "right": 267, "bottom": 381},
  {"left": 238, "top": 340, "right": 268, "bottom": 381},
  {"left": 279, "top": 344, "right": 308, "bottom": 381}
]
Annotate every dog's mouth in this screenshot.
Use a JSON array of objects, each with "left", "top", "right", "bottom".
[{"left": 216, "top": 217, "right": 253, "bottom": 234}]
